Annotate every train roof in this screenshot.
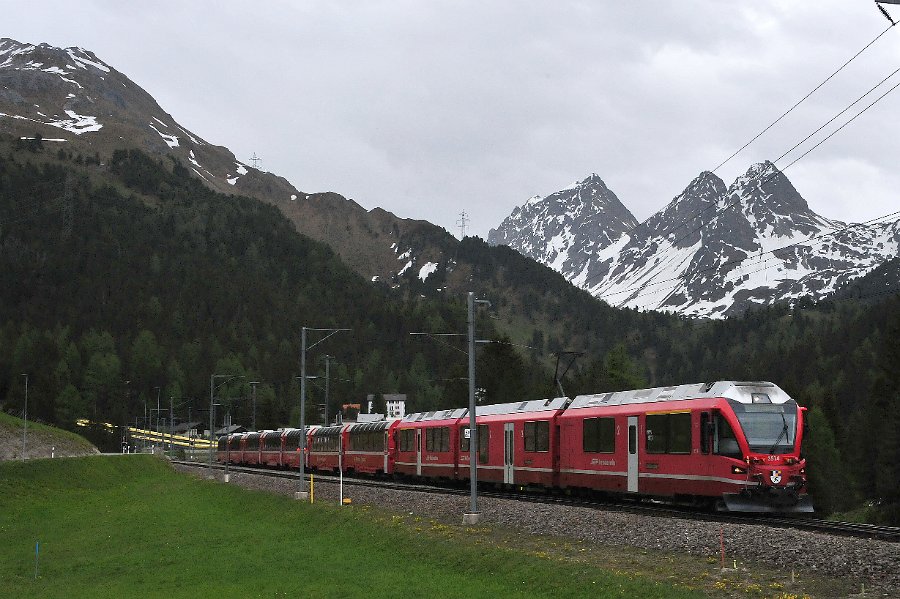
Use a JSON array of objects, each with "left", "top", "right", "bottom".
[
  {"left": 402, "top": 408, "right": 468, "bottom": 423},
  {"left": 347, "top": 420, "right": 396, "bottom": 433},
  {"left": 476, "top": 397, "right": 569, "bottom": 417},
  {"left": 568, "top": 381, "right": 792, "bottom": 410}
]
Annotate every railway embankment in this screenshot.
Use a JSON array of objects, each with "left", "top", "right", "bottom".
[{"left": 0, "top": 411, "right": 97, "bottom": 461}]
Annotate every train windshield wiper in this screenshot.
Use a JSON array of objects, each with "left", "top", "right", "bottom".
[{"left": 769, "top": 412, "right": 788, "bottom": 454}]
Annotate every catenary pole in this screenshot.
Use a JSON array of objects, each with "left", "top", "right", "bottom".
[
  {"left": 298, "top": 327, "right": 308, "bottom": 498},
  {"left": 21, "top": 374, "right": 28, "bottom": 461}
]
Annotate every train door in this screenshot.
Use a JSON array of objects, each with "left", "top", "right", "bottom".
[
  {"left": 504, "top": 422, "right": 515, "bottom": 484},
  {"left": 416, "top": 429, "right": 422, "bottom": 476},
  {"left": 627, "top": 416, "right": 638, "bottom": 493}
]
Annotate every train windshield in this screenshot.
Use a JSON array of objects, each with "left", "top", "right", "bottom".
[{"left": 729, "top": 401, "right": 797, "bottom": 454}]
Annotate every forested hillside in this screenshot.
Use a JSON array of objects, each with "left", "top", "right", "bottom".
[
  {"left": 1, "top": 139, "right": 898, "bottom": 522},
  {"left": 0, "top": 144, "right": 550, "bottom": 439}
]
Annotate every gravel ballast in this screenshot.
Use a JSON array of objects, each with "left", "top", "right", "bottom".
[{"left": 175, "top": 463, "right": 899, "bottom": 594}]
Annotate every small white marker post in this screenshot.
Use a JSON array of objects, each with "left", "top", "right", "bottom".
[{"left": 34, "top": 541, "right": 39, "bottom": 580}]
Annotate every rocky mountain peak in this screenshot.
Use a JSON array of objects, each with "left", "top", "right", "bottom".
[
  {"left": 488, "top": 173, "right": 637, "bottom": 272},
  {"left": 725, "top": 161, "right": 837, "bottom": 237}
]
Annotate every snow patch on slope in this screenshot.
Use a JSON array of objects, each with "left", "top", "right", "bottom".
[{"left": 149, "top": 123, "right": 178, "bottom": 148}]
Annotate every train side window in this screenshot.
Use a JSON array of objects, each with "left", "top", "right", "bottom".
[
  {"left": 439, "top": 426, "right": 449, "bottom": 452},
  {"left": 583, "top": 418, "right": 615, "bottom": 453},
  {"left": 715, "top": 415, "right": 742, "bottom": 458},
  {"left": 628, "top": 424, "right": 636, "bottom": 454},
  {"left": 536, "top": 421, "right": 549, "bottom": 452},
  {"left": 460, "top": 426, "right": 470, "bottom": 452},
  {"left": 700, "top": 412, "right": 711, "bottom": 454},
  {"left": 524, "top": 421, "right": 535, "bottom": 452},
  {"left": 524, "top": 421, "right": 550, "bottom": 453},
  {"left": 398, "top": 429, "right": 414, "bottom": 452},
  {"left": 646, "top": 412, "right": 691, "bottom": 454},
  {"left": 646, "top": 414, "right": 666, "bottom": 454},
  {"left": 478, "top": 424, "right": 489, "bottom": 463},
  {"left": 668, "top": 412, "right": 691, "bottom": 454}
]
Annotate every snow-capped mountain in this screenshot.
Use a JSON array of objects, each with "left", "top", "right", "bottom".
[
  {"left": 488, "top": 174, "right": 638, "bottom": 275},
  {"left": 491, "top": 162, "right": 900, "bottom": 318},
  {"left": 0, "top": 38, "right": 449, "bottom": 283}
]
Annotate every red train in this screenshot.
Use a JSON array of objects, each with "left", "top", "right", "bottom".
[{"left": 217, "top": 380, "right": 812, "bottom": 512}]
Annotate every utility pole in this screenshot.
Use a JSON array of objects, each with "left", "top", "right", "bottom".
[
  {"left": 21, "top": 374, "right": 28, "bottom": 461},
  {"left": 297, "top": 326, "right": 350, "bottom": 500},
  {"left": 408, "top": 292, "right": 490, "bottom": 524},
  {"left": 155, "top": 387, "right": 161, "bottom": 436},
  {"left": 169, "top": 395, "right": 174, "bottom": 455},
  {"left": 464, "top": 292, "right": 490, "bottom": 524},
  {"left": 249, "top": 381, "right": 260, "bottom": 431},
  {"left": 323, "top": 355, "right": 333, "bottom": 426},
  {"left": 208, "top": 374, "right": 241, "bottom": 476}
]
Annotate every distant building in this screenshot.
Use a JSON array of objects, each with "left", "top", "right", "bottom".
[
  {"left": 384, "top": 394, "right": 406, "bottom": 418},
  {"left": 367, "top": 394, "right": 407, "bottom": 418}
]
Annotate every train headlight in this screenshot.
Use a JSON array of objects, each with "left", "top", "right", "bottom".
[{"left": 731, "top": 465, "right": 747, "bottom": 474}]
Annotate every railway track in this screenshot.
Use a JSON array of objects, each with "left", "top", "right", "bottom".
[{"left": 174, "top": 459, "right": 900, "bottom": 543}]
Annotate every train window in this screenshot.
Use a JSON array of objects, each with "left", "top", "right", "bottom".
[
  {"left": 536, "top": 421, "right": 549, "bottom": 452},
  {"left": 398, "top": 429, "right": 415, "bottom": 452},
  {"left": 524, "top": 421, "right": 550, "bottom": 452},
  {"left": 700, "top": 413, "right": 711, "bottom": 454},
  {"left": 425, "top": 427, "right": 450, "bottom": 453},
  {"left": 583, "top": 418, "right": 615, "bottom": 453},
  {"left": 478, "top": 424, "right": 489, "bottom": 463},
  {"left": 646, "top": 414, "right": 666, "bottom": 454},
  {"left": 669, "top": 413, "right": 691, "bottom": 454},
  {"left": 646, "top": 412, "right": 691, "bottom": 454},
  {"left": 715, "top": 415, "right": 742, "bottom": 458}
]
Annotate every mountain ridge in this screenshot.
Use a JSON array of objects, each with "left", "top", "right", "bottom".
[
  {"left": 0, "top": 37, "right": 452, "bottom": 286},
  {"left": 491, "top": 161, "right": 899, "bottom": 317}
]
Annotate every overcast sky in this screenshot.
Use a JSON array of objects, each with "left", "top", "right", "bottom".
[{"left": 5, "top": 1, "right": 899, "bottom": 238}]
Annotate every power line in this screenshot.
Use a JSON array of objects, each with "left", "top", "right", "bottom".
[
  {"left": 581, "top": 61, "right": 900, "bottom": 299},
  {"left": 576, "top": 23, "right": 899, "bottom": 289},
  {"left": 774, "top": 64, "right": 900, "bottom": 165},
  {"left": 710, "top": 22, "right": 896, "bottom": 174}
]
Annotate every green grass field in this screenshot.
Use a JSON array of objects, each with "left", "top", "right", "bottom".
[{"left": 0, "top": 456, "right": 702, "bottom": 598}]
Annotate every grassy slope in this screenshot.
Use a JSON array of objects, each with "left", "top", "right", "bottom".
[
  {"left": 0, "top": 456, "right": 700, "bottom": 599},
  {"left": 0, "top": 412, "right": 97, "bottom": 460}
]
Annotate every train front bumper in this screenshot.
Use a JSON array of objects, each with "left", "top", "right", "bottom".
[{"left": 722, "top": 484, "right": 814, "bottom": 513}]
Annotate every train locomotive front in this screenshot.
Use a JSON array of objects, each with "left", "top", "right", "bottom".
[
  {"left": 716, "top": 388, "right": 811, "bottom": 512},
  {"left": 560, "top": 381, "right": 812, "bottom": 513}
]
